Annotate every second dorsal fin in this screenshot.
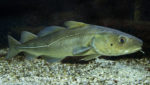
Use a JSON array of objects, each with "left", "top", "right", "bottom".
[
  {"left": 64, "top": 21, "right": 88, "bottom": 29},
  {"left": 38, "top": 26, "right": 66, "bottom": 37},
  {"left": 20, "top": 31, "right": 37, "bottom": 43}
]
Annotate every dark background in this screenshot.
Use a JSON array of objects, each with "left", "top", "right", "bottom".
[{"left": 0, "top": 0, "right": 150, "bottom": 56}]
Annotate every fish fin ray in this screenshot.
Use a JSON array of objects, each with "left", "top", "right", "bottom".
[
  {"left": 64, "top": 21, "right": 88, "bottom": 29},
  {"left": 20, "top": 31, "right": 37, "bottom": 43},
  {"left": 73, "top": 47, "right": 91, "bottom": 55},
  {"left": 38, "top": 26, "right": 66, "bottom": 37},
  {"left": 6, "top": 35, "right": 21, "bottom": 59}
]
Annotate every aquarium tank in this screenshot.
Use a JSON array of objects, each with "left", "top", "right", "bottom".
[{"left": 0, "top": 0, "right": 150, "bottom": 84}]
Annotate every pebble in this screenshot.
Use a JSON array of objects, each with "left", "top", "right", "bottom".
[{"left": 0, "top": 54, "right": 149, "bottom": 85}]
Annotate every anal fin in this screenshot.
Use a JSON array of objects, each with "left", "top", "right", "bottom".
[
  {"left": 42, "top": 56, "right": 62, "bottom": 63},
  {"left": 24, "top": 53, "right": 37, "bottom": 60},
  {"left": 81, "top": 54, "right": 100, "bottom": 61}
]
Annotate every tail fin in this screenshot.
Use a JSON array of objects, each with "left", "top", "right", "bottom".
[{"left": 6, "top": 35, "right": 21, "bottom": 59}]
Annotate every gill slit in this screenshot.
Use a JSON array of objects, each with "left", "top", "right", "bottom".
[{"left": 91, "top": 37, "right": 105, "bottom": 55}]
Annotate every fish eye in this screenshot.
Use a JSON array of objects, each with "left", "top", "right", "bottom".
[
  {"left": 119, "top": 36, "right": 126, "bottom": 44},
  {"left": 110, "top": 43, "right": 113, "bottom": 46}
]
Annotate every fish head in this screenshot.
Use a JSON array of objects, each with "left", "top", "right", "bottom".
[{"left": 94, "top": 30, "right": 143, "bottom": 56}]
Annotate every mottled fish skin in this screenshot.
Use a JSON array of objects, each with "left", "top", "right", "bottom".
[
  {"left": 18, "top": 26, "right": 97, "bottom": 58},
  {"left": 6, "top": 21, "right": 143, "bottom": 62}
]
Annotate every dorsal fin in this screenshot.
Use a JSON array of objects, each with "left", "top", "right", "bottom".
[
  {"left": 20, "top": 31, "right": 37, "bottom": 43},
  {"left": 64, "top": 21, "right": 88, "bottom": 29},
  {"left": 38, "top": 26, "right": 66, "bottom": 37}
]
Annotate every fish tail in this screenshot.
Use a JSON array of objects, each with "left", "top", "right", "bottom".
[{"left": 6, "top": 35, "right": 21, "bottom": 59}]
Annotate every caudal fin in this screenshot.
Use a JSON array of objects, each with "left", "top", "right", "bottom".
[{"left": 6, "top": 35, "right": 21, "bottom": 59}]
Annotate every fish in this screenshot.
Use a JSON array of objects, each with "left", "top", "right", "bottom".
[{"left": 6, "top": 21, "right": 143, "bottom": 62}]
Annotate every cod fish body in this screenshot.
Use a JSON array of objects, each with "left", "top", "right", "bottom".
[{"left": 6, "top": 21, "right": 143, "bottom": 62}]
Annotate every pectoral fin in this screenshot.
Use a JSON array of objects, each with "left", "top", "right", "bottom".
[{"left": 73, "top": 47, "right": 91, "bottom": 55}]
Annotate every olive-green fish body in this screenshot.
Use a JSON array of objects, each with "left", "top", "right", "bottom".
[{"left": 6, "top": 21, "right": 143, "bottom": 62}]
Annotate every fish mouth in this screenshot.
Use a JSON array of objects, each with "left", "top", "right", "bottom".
[
  {"left": 134, "top": 47, "right": 142, "bottom": 52},
  {"left": 132, "top": 47, "right": 143, "bottom": 53},
  {"left": 124, "top": 47, "right": 142, "bottom": 54}
]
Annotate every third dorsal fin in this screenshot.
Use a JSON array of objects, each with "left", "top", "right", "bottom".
[{"left": 20, "top": 31, "right": 37, "bottom": 43}]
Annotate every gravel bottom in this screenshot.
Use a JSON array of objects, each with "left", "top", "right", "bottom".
[{"left": 0, "top": 49, "right": 150, "bottom": 85}]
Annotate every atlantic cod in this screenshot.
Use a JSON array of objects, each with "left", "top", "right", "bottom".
[{"left": 6, "top": 21, "right": 143, "bottom": 62}]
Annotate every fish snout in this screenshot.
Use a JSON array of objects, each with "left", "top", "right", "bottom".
[
  {"left": 137, "top": 39, "right": 143, "bottom": 47},
  {"left": 132, "top": 38, "right": 143, "bottom": 51}
]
